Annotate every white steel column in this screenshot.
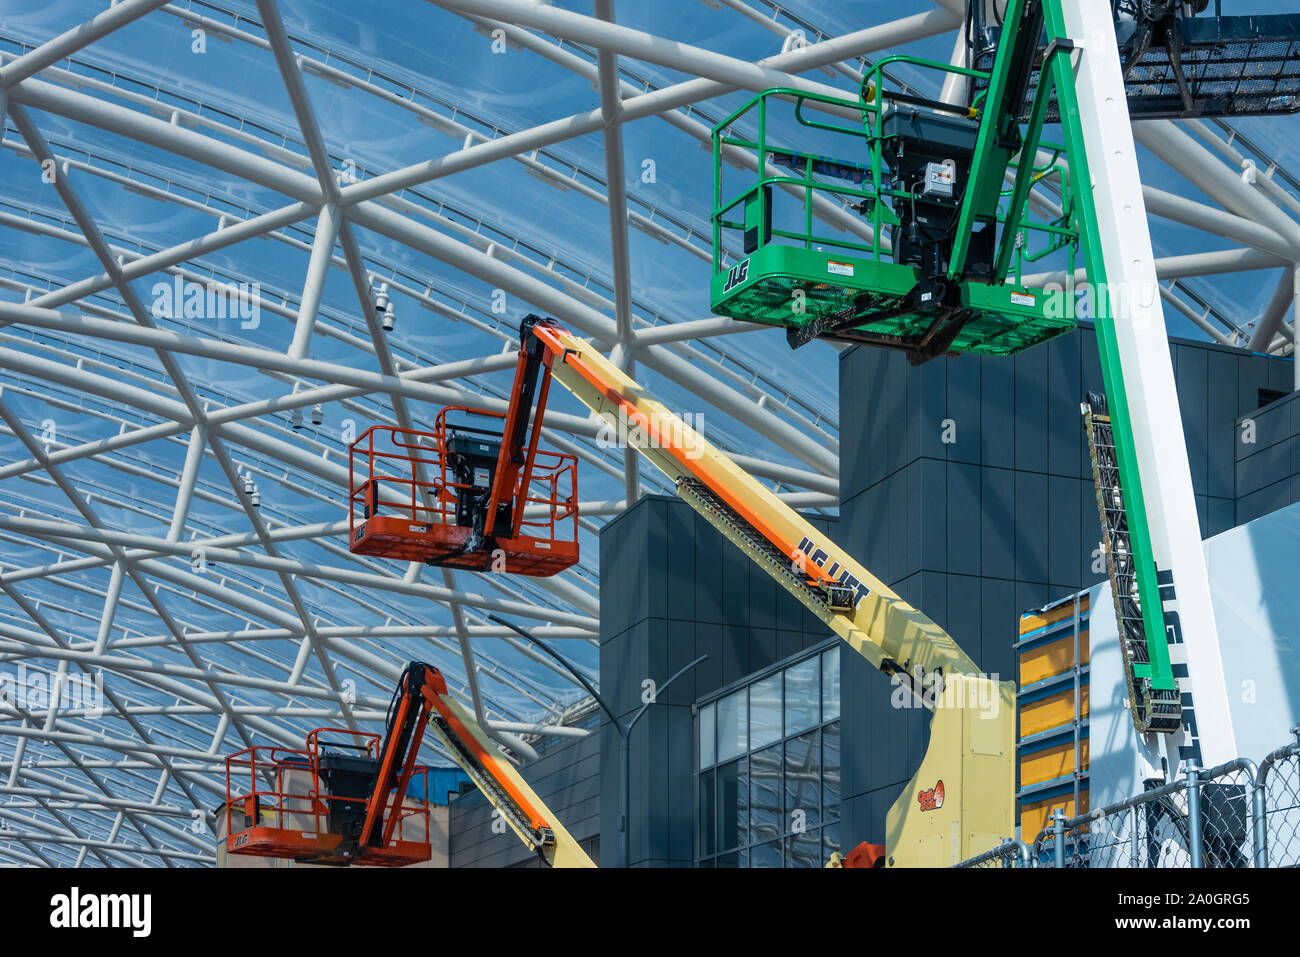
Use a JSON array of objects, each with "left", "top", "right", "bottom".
[
  {"left": 0, "top": 0, "right": 172, "bottom": 89},
  {"left": 1294, "top": 264, "right": 1300, "bottom": 389},
  {"left": 168, "top": 425, "right": 208, "bottom": 543},
  {"left": 594, "top": 0, "right": 639, "bottom": 507},
  {"left": 1061, "top": 0, "right": 1234, "bottom": 772},
  {"left": 289, "top": 203, "right": 342, "bottom": 360}
]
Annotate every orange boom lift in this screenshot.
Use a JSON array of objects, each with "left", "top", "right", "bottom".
[
  {"left": 223, "top": 662, "right": 594, "bottom": 867},
  {"left": 347, "top": 322, "right": 579, "bottom": 576}
]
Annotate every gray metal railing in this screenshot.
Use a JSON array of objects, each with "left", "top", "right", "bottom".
[{"left": 953, "top": 838, "right": 1031, "bottom": 869}]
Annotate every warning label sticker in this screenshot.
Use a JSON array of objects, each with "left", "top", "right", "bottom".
[
  {"left": 1010, "top": 291, "right": 1036, "bottom": 307},
  {"left": 827, "top": 261, "right": 855, "bottom": 277}
]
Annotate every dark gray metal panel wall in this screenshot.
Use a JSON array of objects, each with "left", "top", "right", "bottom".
[
  {"left": 1236, "top": 389, "right": 1300, "bottom": 524},
  {"left": 837, "top": 326, "right": 1293, "bottom": 848},
  {"left": 598, "top": 494, "right": 836, "bottom": 867},
  {"left": 448, "top": 731, "right": 600, "bottom": 867}
]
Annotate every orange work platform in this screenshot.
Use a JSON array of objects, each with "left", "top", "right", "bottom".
[
  {"left": 347, "top": 409, "right": 579, "bottom": 576},
  {"left": 226, "top": 824, "right": 431, "bottom": 868},
  {"left": 223, "top": 729, "right": 433, "bottom": 867}
]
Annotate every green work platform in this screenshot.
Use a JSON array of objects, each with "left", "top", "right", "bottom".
[
  {"left": 709, "top": 244, "right": 1076, "bottom": 360},
  {"left": 710, "top": 75, "right": 1082, "bottom": 364}
]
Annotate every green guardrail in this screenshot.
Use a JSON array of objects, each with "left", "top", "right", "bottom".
[{"left": 708, "top": 55, "right": 1080, "bottom": 360}]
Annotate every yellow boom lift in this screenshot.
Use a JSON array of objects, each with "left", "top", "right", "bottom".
[{"left": 518, "top": 316, "right": 1015, "bottom": 867}]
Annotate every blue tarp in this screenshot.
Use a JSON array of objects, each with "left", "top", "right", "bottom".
[{"left": 401, "top": 766, "right": 471, "bottom": 806}]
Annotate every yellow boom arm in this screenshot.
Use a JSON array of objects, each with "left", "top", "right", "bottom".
[
  {"left": 426, "top": 684, "right": 595, "bottom": 868},
  {"left": 528, "top": 317, "right": 1013, "bottom": 866}
]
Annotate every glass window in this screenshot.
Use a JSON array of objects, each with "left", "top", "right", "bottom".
[
  {"left": 786, "top": 828, "right": 823, "bottom": 868},
  {"left": 750, "top": 839, "right": 783, "bottom": 868},
  {"left": 784, "top": 657, "right": 820, "bottom": 737},
  {"left": 694, "top": 642, "right": 842, "bottom": 867},
  {"left": 698, "top": 702, "right": 715, "bottom": 770},
  {"left": 717, "top": 688, "right": 748, "bottom": 763},
  {"left": 822, "top": 646, "right": 841, "bottom": 721},
  {"left": 823, "top": 722, "right": 841, "bottom": 822},
  {"left": 784, "top": 730, "right": 822, "bottom": 832},
  {"left": 699, "top": 768, "right": 715, "bottom": 858},
  {"left": 749, "top": 744, "right": 782, "bottom": 845},
  {"left": 750, "top": 673, "right": 782, "bottom": 749},
  {"left": 822, "top": 820, "right": 841, "bottom": 862},
  {"left": 716, "top": 758, "right": 748, "bottom": 852}
]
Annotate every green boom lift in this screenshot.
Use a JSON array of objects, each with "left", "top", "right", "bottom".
[{"left": 710, "top": 0, "right": 1300, "bottom": 742}]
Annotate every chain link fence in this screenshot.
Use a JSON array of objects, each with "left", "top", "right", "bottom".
[
  {"left": 1257, "top": 734, "right": 1300, "bottom": 868},
  {"left": 956, "top": 728, "right": 1300, "bottom": 868},
  {"left": 1196, "top": 760, "right": 1259, "bottom": 868},
  {"left": 1043, "top": 776, "right": 1195, "bottom": 868},
  {"left": 954, "top": 838, "right": 1030, "bottom": 868}
]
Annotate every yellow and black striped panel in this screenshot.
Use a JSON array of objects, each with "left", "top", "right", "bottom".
[
  {"left": 1019, "top": 596, "right": 1090, "bottom": 680},
  {"left": 1020, "top": 629, "right": 1089, "bottom": 687},
  {"left": 1020, "top": 738, "right": 1090, "bottom": 789},
  {"left": 1020, "top": 685, "right": 1090, "bottom": 738},
  {"left": 1017, "top": 595, "right": 1091, "bottom": 843},
  {"left": 1020, "top": 790, "right": 1089, "bottom": 844}
]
